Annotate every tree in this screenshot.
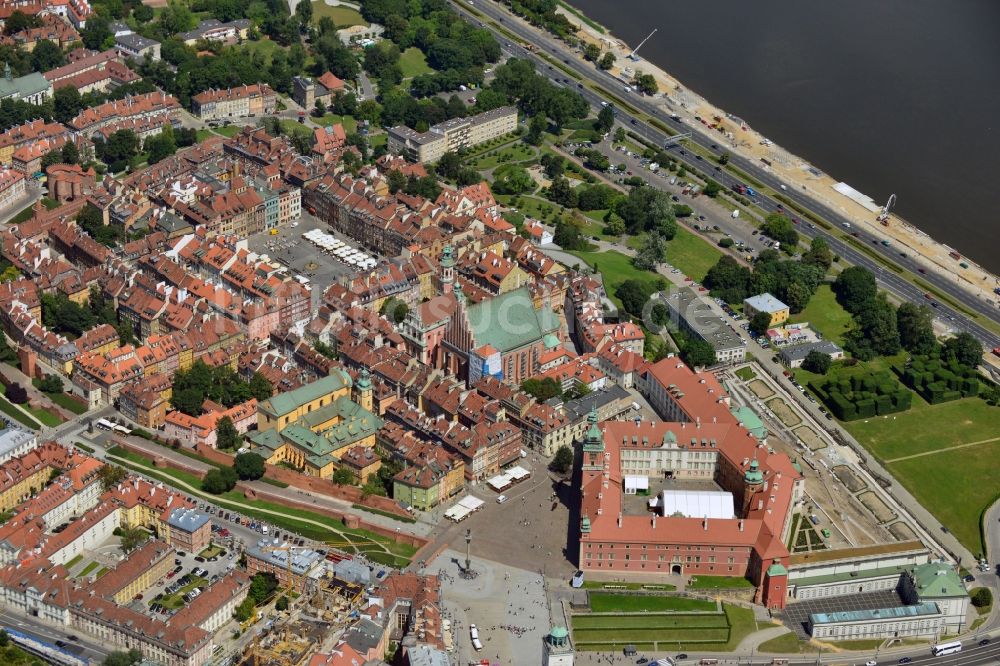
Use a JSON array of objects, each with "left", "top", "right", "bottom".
[
  {"left": 145, "top": 128, "right": 177, "bottom": 165},
  {"left": 102, "top": 649, "right": 143, "bottom": 666},
  {"left": 718, "top": 152, "right": 730, "bottom": 165},
  {"left": 99, "top": 464, "right": 128, "bottom": 492},
  {"left": 119, "top": 525, "right": 149, "bottom": 554},
  {"left": 234, "top": 452, "right": 266, "bottom": 480},
  {"left": 0, "top": 332, "right": 15, "bottom": 363},
  {"left": 53, "top": 85, "right": 82, "bottom": 124},
  {"left": 525, "top": 114, "right": 547, "bottom": 145},
  {"left": 553, "top": 219, "right": 589, "bottom": 251},
  {"left": 379, "top": 297, "right": 409, "bottom": 324},
  {"left": 520, "top": 377, "right": 562, "bottom": 401},
  {"left": 249, "top": 573, "right": 279, "bottom": 604},
  {"left": 548, "top": 176, "right": 578, "bottom": 209},
  {"left": 802, "top": 350, "right": 832, "bottom": 374},
  {"left": 234, "top": 596, "right": 255, "bottom": 622},
  {"left": 37, "top": 375, "right": 63, "bottom": 393},
  {"left": 833, "top": 266, "right": 878, "bottom": 315},
  {"left": 61, "top": 140, "right": 79, "bottom": 165},
  {"left": 551, "top": 445, "right": 573, "bottom": 474},
  {"left": 972, "top": 587, "right": 992, "bottom": 608},
  {"left": 4, "top": 11, "right": 40, "bottom": 35},
  {"left": 944, "top": 331, "right": 983, "bottom": 369},
  {"left": 632, "top": 72, "right": 657, "bottom": 95},
  {"left": 760, "top": 213, "right": 798, "bottom": 247},
  {"left": 82, "top": 14, "right": 112, "bottom": 50},
  {"left": 216, "top": 416, "right": 240, "bottom": 450},
  {"left": 632, "top": 233, "right": 666, "bottom": 271},
  {"left": 704, "top": 256, "right": 752, "bottom": 303},
  {"left": 896, "top": 302, "right": 936, "bottom": 354},
  {"left": 249, "top": 373, "right": 273, "bottom": 401},
  {"left": 613, "top": 126, "right": 626, "bottom": 143},
  {"left": 595, "top": 104, "right": 614, "bottom": 134},
  {"left": 4, "top": 382, "right": 26, "bottom": 404},
  {"left": 702, "top": 179, "right": 721, "bottom": 198},
  {"left": 491, "top": 165, "right": 535, "bottom": 194},
  {"left": 202, "top": 467, "right": 238, "bottom": 494},
  {"left": 332, "top": 467, "right": 355, "bottom": 485},
  {"left": 598, "top": 51, "right": 615, "bottom": 70},
  {"left": 615, "top": 186, "right": 676, "bottom": 237},
  {"left": 31, "top": 39, "right": 65, "bottom": 72},
  {"left": 801, "top": 237, "right": 833, "bottom": 271},
  {"left": 844, "top": 296, "right": 900, "bottom": 360},
  {"left": 275, "top": 595, "right": 290, "bottom": 611},
  {"left": 133, "top": 3, "right": 154, "bottom": 22},
  {"left": 294, "top": 0, "right": 313, "bottom": 26},
  {"left": 615, "top": 279, "right": 654, "bottom": 318},
  {"left": 682, "top": 338, "right": 716, "bottom": 368},
  {"left": 749, "top": 311, "right": 772, "bottom": 337},
  {"left": 604, "top": 214, "right": 625, "bottom": 236}
]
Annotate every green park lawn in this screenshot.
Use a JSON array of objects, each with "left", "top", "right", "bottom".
[
  {"left": 0, "top": 393, "right": 40, "bottom": 429},
  {"left": 846, "top": 396, "right": 1000, "bottom": 554},
  {"left": 588, "top": 593, "right": 715, "bottom": 613},
  {"left": 212, "top": 125, "right": 243, "bottom": 138},
  {"left": 787, "top": 284, "right": 852, "bottom": 346},
  {"left": 239, "top": 38, "right": 282, "bottom": 65},
  {"left": 399, "top": 47, "right": 433, "bottom": 78},
  {"left": 665, "top": 228, "right": 725, "bottom": 283},
  {"left": 567, "top": 248, "right": 662, "bottom": 310},
  {"left": 312, "top": 113, "right": 358, "bottom": 134},
  {"left": 472, "top": 144, "right": 537, "bottom": 170},
  {"left": 311, "top": 1, "right": 367, "bottom": 27}
]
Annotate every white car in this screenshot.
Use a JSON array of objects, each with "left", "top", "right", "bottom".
[
  {"left": 865, "top": 661, "right": 877, "bottom": 666},
  {"left": 496, "top": 495, "right": 508, "bottom": 504}
]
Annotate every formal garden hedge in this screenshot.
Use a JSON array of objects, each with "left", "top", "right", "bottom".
[
  {"left": 896, "top": 353, "right": 980, "bottom": 404},
  {"left": 810, "top": 370, "right": 912, "bottom": 421}
]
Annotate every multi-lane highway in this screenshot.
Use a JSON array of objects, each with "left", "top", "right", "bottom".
[{"left": 454, "top": 0, "right": 1000, "bottom": 352}]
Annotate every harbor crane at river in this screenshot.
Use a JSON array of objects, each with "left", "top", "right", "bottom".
[
  {"left": 627, "top": 28, "right": 657, "bottom": 61},
  {"left": 877, "top": 193, "right": 896, "bottom": 224}
]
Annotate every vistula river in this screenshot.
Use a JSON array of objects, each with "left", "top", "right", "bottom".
[{"left": 564, "top": 0, "right": 1000, "bottom": 273}]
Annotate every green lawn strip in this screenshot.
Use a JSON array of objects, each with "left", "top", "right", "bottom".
[
  {"left": 787, "top": 284, "right": 852, "bottom": 346},
  {"left": 735, "top": 366, "right": 757, "bottom": 381},
  {"left": 239, "top": 38, "right": 282, "bottom": 66},
  {"left": 572, "top": 603, "right": 754, "bottom": 651},
  {"left": 212, "top": 125, "right": 242, "bottom": 138},
  {"left": 686, "top": 575, "right": 755, "bottom": 590},
  {"left": 23, "top": 404, "right": 62, "bottom": 426},
  {"left": 96, "top": 567, "right": 109, "bottom": 577},
  {"left": 757, "top": 631, "right": 809, "bottom": 653},
  {"left": 369, "top": 133, "right": 387, "bottom": 149},
  {"left": 311, "top": 1, "right": 367, "bottom": 26},
  {"left": 41, "top": 197, "right": 60, "bottom": 209},
  {"left": 198, "top": 545, "right": 224, "bottom": 558},
  {"left": 399, "top": 47, "right": 433, "bottom": 78},
  {"left": 9, "top": 204, "right": 36, "bottom": 224},
  {"left": 0, "top": 642, "right": 47, "bottom": 666},
  {"left": 0, "top": 393, "right": 41, "bottom": 429},
  {"left": 46, "top": 391, "right": 87, "bottom": 414},
  {"left": 574, "top": 627, "right": 730, "bottom": 643},
  {"left": 885, "top": 438, "right": 1000, "bottom": 554},
  {"left": 196, "top": 129, "right": 216, "bottom": 142},
  {"left": 78, "top": 561, "right": 98, "bottom": 577},
  {"left": 65, "top": 554, "right": 83, "bottom": 569},
  {"left": 279, "top": 119, "right": 313, "bottom": 139},
  {"left": 573, "top": 615, "right": 727, "bottom": 630},
  {"left": 108, "top": 449, "right": 416, "bottom": 563},
  {"left": 494, "top": 193, "right": 561, "bottom": 221},
  {"left": 73, "top": 441, "right": 94, "bottom": 453},
  {"left": 260, "top": 476, "right": 289, "bottom": 488},
  {"left": 589, "top": 592, "right": 715, "bottom": 613}
]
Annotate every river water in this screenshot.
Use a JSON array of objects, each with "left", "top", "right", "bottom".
[{"left": 566, "top": 0, "right": 1000, "bottom": 273}]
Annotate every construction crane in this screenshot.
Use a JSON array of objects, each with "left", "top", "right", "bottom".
[
  {"left": 877, "top": 193, "right": 896, "bottom": 224},
  {"left": 627, "top": 28, "right": 657, "bottom": 61}
]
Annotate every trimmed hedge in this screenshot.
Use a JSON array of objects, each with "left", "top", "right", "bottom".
[
  {"left": 896, "top": 353, "right": 980, "bottom": 404},
  {"left": 811, "top": 370, "right": 912, "bottom": 421}
]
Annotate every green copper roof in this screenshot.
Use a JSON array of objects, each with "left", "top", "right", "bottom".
[
  {"left": 550, "top": 626, "right": 568, "bottom": 639},
  {"left": 467, "top": 287, "right": 559, "bottom": 353},
  {"left": 910, "top": 562, "right": 965, "bottom": 598},
  {"left": 357, "top": 368, "right": 372, "bottom": 391},
  {"left": 259, "top": 371, "right": 351, "bottom": 418},
  {"left": 767, "top": 561, "right": 788, "bottom": 577},
  {"left": 732, "top": 406, "right": 767, "bottom": 439},
  {"left": 744, "top": 458, "right": 763, "bottom": 484},
  {"left": 580, "top": 516, "right": 591, "bottom": 533},
  {"left": 583, "top": 408, "right": 604, "bottom": 453}
]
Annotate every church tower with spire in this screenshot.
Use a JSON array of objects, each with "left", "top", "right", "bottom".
[{"left": 439, "top": 245, "right": 455, "bottom": 294}]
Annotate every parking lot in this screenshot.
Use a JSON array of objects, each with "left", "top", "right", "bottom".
[
  {"left": 246, "top": 213, "right": 378, "bottom": 292},
  {"left": 144, "top": 540, "right": 238, "bottom": 618}
]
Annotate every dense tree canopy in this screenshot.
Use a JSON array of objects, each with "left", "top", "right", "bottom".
[
  {"left": 614, "top": 186, "right": 676, "bottom": 237},
  {"left": 234, "top": 452, "right": 266, "bottom": 480},
  {"left": 833, "top": 266, "right": 878, "bottom": 315},
  {"left": 896, "top": 302, "right": 936, "bottom": 354},
  {"left": 171, "top": 361, "right": 259, "bottom": 415}
]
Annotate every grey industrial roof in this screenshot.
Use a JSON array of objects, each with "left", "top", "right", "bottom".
[{"left": 167, "top": 507, "right": 210, "bottom": 532}]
